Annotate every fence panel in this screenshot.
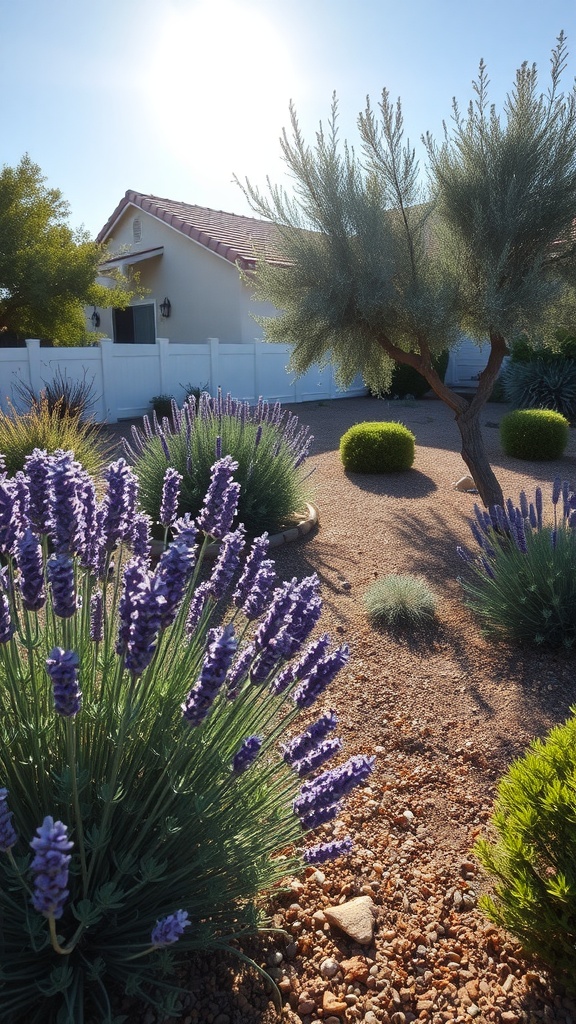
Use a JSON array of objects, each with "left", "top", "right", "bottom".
[{"left": 0, "top": 339, "right": 367, "bottom": 422}]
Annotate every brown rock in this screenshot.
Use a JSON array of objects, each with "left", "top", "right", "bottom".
[
  {"left": 322, "top": 990, "right": 348, "bottom": 1015},
  {"left": 340, "top": 956, "right": 370, "bottom": 983},
  {"left": 324, "top": 896, "right": 375, "bottom": 944}
]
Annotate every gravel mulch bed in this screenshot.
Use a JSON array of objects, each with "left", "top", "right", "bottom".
[{"left": 107, "top": 396, "right": 576, "bottom": 1024}]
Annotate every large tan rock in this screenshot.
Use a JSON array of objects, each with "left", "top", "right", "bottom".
[
  {"left": 324, "top": 895, "right": 375, "bottom": 944},
  {"left": 453, "top": 474, "right": 476, "bottom": 492}
]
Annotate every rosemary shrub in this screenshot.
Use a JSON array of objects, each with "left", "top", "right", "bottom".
[{"left": 0, "top": 449, "right": 369, "bottom": 1022}]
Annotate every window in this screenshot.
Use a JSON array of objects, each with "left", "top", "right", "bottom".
[
  {"left": 133, "top": 217, "right": 142, "bottom": 243},
  {"left": 113, "top": 304, "right": 156, "bottom": 344}
]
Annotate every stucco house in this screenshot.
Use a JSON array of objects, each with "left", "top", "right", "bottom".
[
  {"left": 91, "top": 192, "right": 286, "bottom": 345},
  {"left": 89, "top": 190, "right": 489, "bottom": 388}
]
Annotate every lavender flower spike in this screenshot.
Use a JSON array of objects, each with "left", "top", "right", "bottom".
[
  {"left": 47, "top": 554, "right": 77, "bottom": 619},
  {"left": 159, "top": 467, "right": 183, "bottom": 527},
  {"left": 282, "top": 710, "right": 338, "bottom": 765},
  {"left": 293, "top": 754, "right": 375, "bottom": 819},
  {"left": 0, "top": 594, "right": 14, "bottom": 644},
  {"left": 232, "top": 735, "right": 262, "bottom": 773},
  {"left": 90, "top": 591, "right": 103, "bottom": 643},
  {"left": 46, "top": 649, "right": 82, "bottom": 717},
  {"left": 30, "top": 817, "right": 73, "bottom": 919},
  {"left": 196, "top": 456, "right": 241, "bottom": 538},
  {"left": 293, "top": 645, "right": 349, "bottom": 709},
  {"left": 16, "top": 528, "right": 46, "bottom": 611},
  {"left": 182, "top": 624, "right": 238, "bottom": 726},
  {"left": 151, "top": 909, "right": 191, "bottom": 947},
  {"left": 303, "top": 837, "right": 353, "bottom": 864},
  {"left": 0, "top": 788, "right": 17, "bottom": 851}
]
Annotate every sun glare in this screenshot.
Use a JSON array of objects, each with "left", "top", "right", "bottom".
[{"left": 142, "top": 0, "right": 299, "bottom": 190}]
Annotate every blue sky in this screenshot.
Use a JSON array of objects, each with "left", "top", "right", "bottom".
[{"left": 2, "top": 0, "right": 575, "bottom": 239}]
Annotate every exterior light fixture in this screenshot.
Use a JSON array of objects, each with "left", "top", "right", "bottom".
[
  {"left": 91, "top": 307, "right": 101, "bottom": 329},
  {"left": 159, "top": 297, "right": 171, "bottom": 319}
]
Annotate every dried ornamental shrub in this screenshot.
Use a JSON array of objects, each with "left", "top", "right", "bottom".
[
  {"left": 363, "top": 574, "right": 437, "bottom": 627},
  {"left": 13, "top": 368, "right": 98, "bottom": 421},
  {"left": 340, "top": 422, "right": 415, "bottom": 473},
  {"left": 475, "top": 713, "right": 576, "bottom": 993},
  {"left": 0, "top": 397, "right": 107, "bottom": 477},
  {"left": 500, "top": 408, "right": 570, "bottom": 460},
  {"left": 458, "top": 478, "right": 576, "bottom": 647},
  {"left": 0, "top": 450, "right": 371, "bottom": 1023},
  {"left": 128, "top": 390, "right": 313, "bottom": 536}
]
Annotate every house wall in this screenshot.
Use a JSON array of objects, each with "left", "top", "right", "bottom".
[{"left": 93, "top": 206, "right": 278, "bottom": 344}]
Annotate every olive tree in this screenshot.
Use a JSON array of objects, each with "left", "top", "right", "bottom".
[{"left": 238, "top": 34, "right": 576, "bottom": 507}]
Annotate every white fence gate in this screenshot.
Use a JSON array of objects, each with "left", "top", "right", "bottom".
[{"left": 0, "top": 339, "right": 367, "bottom": 423}]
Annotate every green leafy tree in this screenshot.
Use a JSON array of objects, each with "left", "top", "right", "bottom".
[
  {"left": 0, "top": 155, "right": 136, "bottom": 346},
  {"left": 238, "top": 33, "right": 576, "bottom": 507}
]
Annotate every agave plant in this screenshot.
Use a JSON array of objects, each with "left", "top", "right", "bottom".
[{"left": 0, "top": 449, "right": 370, "bottom": 1022}]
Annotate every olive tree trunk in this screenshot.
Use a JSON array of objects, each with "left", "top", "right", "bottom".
[{"left": 377, "top": 332, "right": 507, "bottom": 508}]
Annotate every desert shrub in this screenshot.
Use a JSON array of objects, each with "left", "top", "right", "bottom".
[
  {"left": 0, "top": 398, "right": 107, "bottom": 477},
  {"left": 13, "top": 368, "right": 97, "bottom": 421},
  {"left": 128, "top": 390, "right": 313, "bottom": 536},
  {"left": 340, "top": 421, "right": 415, "bottom": 473},
  {"left": 510, "top": 331, "right": 576, "bottom": 363},
  {"left": 458, "top": 479, "right": 576, "bottom": 648},
  {"left": 363, "top": 574, "right": 437, "bottom": 627},
  {"left": 387, "top": 351, "right": 450, "bottom": 399},
  {"left": 0, "top": 450, "right": 369, "bottom": 1022},
  {"left": 181, "top": 381, "right": 209, "bottom": 403},
  {"left": 151, "top": 394, "right": 175, "bottom": 419},
  {"left": 500, "top": 408, "right": 569, "bottom": 460},
  {"left": 475, "top": 713, "right": 576, "bottom": 993},
  {"left": 502, "top": 358, "right": 576, "bottom": 422}
]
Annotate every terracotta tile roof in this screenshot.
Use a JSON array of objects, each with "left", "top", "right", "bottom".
[{"left": 97, "top": 191, "right": 287, "bottom": 269}]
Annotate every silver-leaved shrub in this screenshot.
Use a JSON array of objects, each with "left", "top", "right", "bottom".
[{"left": 0, "top": 448, "right": 371, "bottom": 1023}]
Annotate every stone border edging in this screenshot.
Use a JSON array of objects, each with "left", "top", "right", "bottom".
[{"left": 205, "top": 502, "right": 319, "bottom": 558}]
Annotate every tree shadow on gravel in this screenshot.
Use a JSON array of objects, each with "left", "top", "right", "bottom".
[{"left": 344, "top": 468, "right": 437, "bottom": 498}]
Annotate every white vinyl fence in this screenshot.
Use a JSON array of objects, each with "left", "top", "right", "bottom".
[{"left": 0, "top": 339, "right": 367, "bottom": 423}]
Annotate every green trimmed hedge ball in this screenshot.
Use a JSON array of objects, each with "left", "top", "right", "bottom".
[
  {"left": 500, "top": 408, "right": 570, "bottom": 461},
  {"left": 340, "top": 421, "right": 415, "bottom": 472}
]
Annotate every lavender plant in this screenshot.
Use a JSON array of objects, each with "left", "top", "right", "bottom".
[
  {"left": 458, "top": 478, "right": 576, "bottom": 647},
  {"left": 125, "top": 389, "right": 313, "bottom": 536},
  {"left": 0, "top": 448, "right": 369, "bottom": 1023}
]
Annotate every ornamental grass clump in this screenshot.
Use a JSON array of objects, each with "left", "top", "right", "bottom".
[
  {"left": 126, "top": 389, "right": 313, "bottom": 536},
  {"left": 363, "top": 574, "right": 438, "bottom": 628},
  {"left": 458, "top": 478, "right": 576, "bottom": 647},
  {"left": 0, "top": 448, "right": 370, "bottom": 1023},
  {"left": 0, "top": 397, "right": 107, "bottom": 477},
  {"left": 475, "top": 712, "right": 576, "bottom": 993}
]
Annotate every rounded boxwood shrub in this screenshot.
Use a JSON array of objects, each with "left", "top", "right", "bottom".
[
  {"left": 500, "top": 408, "right": 569, "bottom": 460},
  {"left": 475, "top": 712, "right": 576, "bottom": 993},
  {"left": 340, "top": 422, "right": 415, "bottom": 473}
]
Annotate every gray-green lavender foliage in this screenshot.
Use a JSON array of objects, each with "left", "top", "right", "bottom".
[{"left": 0, "top": 449, "right": 368, "bottom": 1023}]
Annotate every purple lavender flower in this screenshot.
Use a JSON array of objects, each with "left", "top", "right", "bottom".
[
  {"left": 124, "top": 576, "right": 167, "bottom": 677},
  {"left": 282, "top": 711, "right": 338, "bottom": 766},
  {"left": 15, "top": 528, "right": 45, "bottom": 611},
  {"left": 30, "top": 817, "right": 73, "bottom": 919},
  {"left": 481, "top": 556, "right": 496, "bottom": 579},
  {"left": 196, "top": 457, "right": 241, "bottom": 539},
  {"left": 293, "top": 755, "right": 375, "bottom": 819},
  {"left": 226, "top": 642, "right": 256, "bottom": 698},
  {"left": 272, "top": 634, "right": 333, "bottom": 697},
  {"left": 48, "top": 452, "right": 84, "bottom": 554},
  {"left": 457, "top": 545, "right": 473, "bottom": 564},
  {"left": 293, "top": 645, "right": 349, "bottom": 709},
  {"left": 23, "top": 449, "right": 53, "bottom": 534},
  {"left": 293, "top": 737, "right": 343, "bottom": 777},
  {"left": 151, "top": 910, "right": 190, "bottom": 947},
  {"left": 172, "top": 513, "right": 197, "bottom": 548},
  {"left": 182, "top": 624, "right": 237, "bottom": 726},
  {"left": 299, "top": 802, "right": 343, "bottom": 830},
  {"left": 159, "top": 468, "right": 183, "bottom": 528},
  {"left": 254, "top": 575, "right": 320, "bottom": 657},
  {"left": 519, "top": 491, "right": 529, "bottom": 520},
  {"left": 0, "top": 476, "right": 18, "bottom": 555},
  {"left": 529, "top": 502, "right": 537, "bottom": 529},
  {"left": 0, "top": 788, "right": 17, "bottom": 851},
  {"left": 535, "top": 487, "right": 543, "bottom": 530},
  {"left": 233, "top": 534, "right": 270, "bottom": 607},
  {"left": 207, "top": 527, "right": 246, "bottom": 601},
  {"left": 47, "top": 554, "right": 77, "bottom": 618},
  {"left": 154, "top": 541, "right": 195, "bottom": 628},
  {"left": 90, "top": 591, "right": 103, "bottom": 642},
  {"left": 303, "top": 837, "right": 353, "bottom": 864},
  {"left": 232, "top": 735, "right": 263, "bottom": 773},
  {"left": 102, "top": 459, "right": 139, "bottom": 552},
  {"left": 552, "top": 477, "right": 562, "bottom": 506},
  {"left": 46, "top": 648, "right": 82, "bottom": 717},
  {"left": 131, "top": 513, "right": 152, "bottom": 559},
  {"left": 0, "top": 594, "right": 14, "bottom": 644},
  {"left": 76, "top": 473, "right": 100, "bottom": 569},
  {"left": 185, "top": 581, "right": 211, "bottom": 637},
  {"left": 117, "top": 558, "right": 149, "bottom": 655}
]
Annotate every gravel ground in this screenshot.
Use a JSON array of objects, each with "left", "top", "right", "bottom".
[{"left": 107, "top": 395, "right": 576, "bottom": 1024}]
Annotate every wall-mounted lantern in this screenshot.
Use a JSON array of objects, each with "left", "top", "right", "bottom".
[
  {"left": 91, "top": 307, "right": 101, "bottom": 329},
  {"left": 159, "top": 297, "right": 171, "bottom": 319}
]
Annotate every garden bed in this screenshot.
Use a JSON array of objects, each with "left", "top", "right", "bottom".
[{"left": 108, "top": 396, "right": 576, "bottom": 1024}]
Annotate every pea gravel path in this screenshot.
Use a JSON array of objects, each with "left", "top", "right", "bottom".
[{"left": 107, "top": 396, "right": 576, "bottom": 1024}]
